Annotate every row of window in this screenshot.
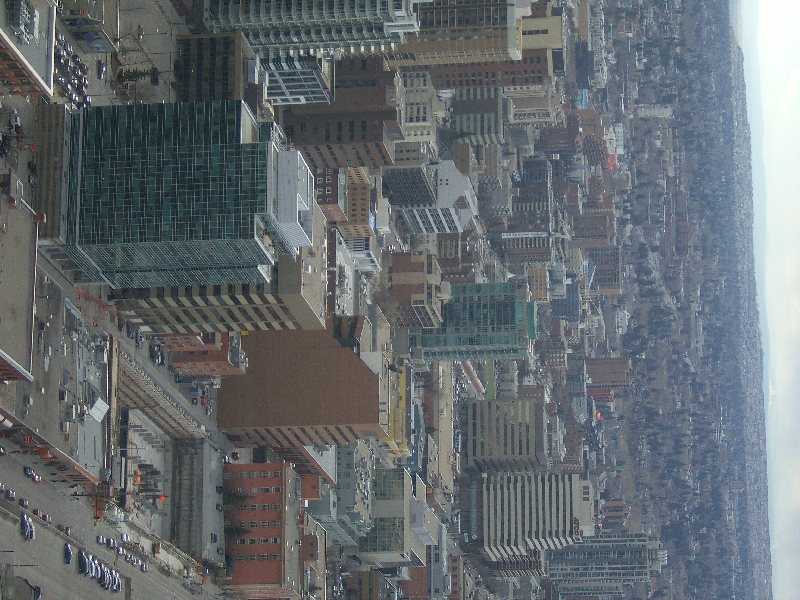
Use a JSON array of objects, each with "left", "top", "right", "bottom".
[
  {"left": 235, "top": 554, "right": 280, "bottom": 561},
  {"left": 235, "top": 537, "right": 281, "bottom": 545},
  {"left": 238, "top": 503, "right": 282, "bottom": 511},
  {"left": 238, "top": 470, "right": 282, "bottom": 479}
]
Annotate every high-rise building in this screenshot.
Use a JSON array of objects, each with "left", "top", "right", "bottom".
[
  {"left": 282, "top": 57, "right": 403, "bottom": 170},
  {"left": 546, "top": 533, "right": 668, "bottom": 587},
  {"left": 218, "top": 329, "right": 388, "bottom": 448},
  {"left": 356, "top": 469, "right": 438, "bottom": 569},
  {"left": 385, "top": 161, "right": 480, "bottom": 235},
  {"left": 205, "top": 0, "right": 421, "bottom": 59},
  {"left": 110, "top": 195, "right": 328, "bottom": 333},
  {"left": 477, "top": 473, "right": 595, "bottom": 576},
  {"left": 386, "top": 0, "right": 522, "bottom": 67},
  {"left": 38, "top": 101, "right": 321, "bottom": 291},
  {"left": 408, "top": 282, "right": 536, "bottom": 361},
  {"left": 387, "top": 251, "right": 450, "bottom": 328},
  {"left": 463, "top": 396, "right": 547, "bottom": 472},
  {"left": 449, "top": 87, "right": 505, "bottom": 145},
  {"left": 176, "top": 32, "right": 334, "bottom": 108}
]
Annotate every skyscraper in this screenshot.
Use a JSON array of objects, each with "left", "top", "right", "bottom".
[
  {"left": 477, "top": 473, "right": 595, "bottom": 576},
  {"left": 51, "top": 101, "right": 318, "bottom": 290},
  {"left": 205, "top": 0, "right": 421, "bottom": 59},
  {"left": 386, "top": 0, "right": 522, "bottom": 67},
  {"left": 546, "top": 533, "right": 668, "bottom": 586},
  {"left": 408, "top": 282, "right": 535, "bottom": 361},
  {"left": 463, "top": 395, "right": 547, "bottom": 472}
]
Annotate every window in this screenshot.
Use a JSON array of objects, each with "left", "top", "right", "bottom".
[
  {"left": 249, "top": 522, "right": 257, "bottom": 528},
  {"left": 261, "top": 487, "right": 270, "bottom": 493},
  {"left": 271, "top": 520, "right": 281, "bottom": 528},
  {"left": 260, "top": 538, "right": 270, "bottom": 544},
  {"left": 271, "top": 554, "right": 280, "bottom": 561},
  {"left": 273, "top": 487, "right": 282, "bottom": 493},
  {"left": 249, "top": 539, "right": 257, "bottom": 545},
  {"left": 272, "top": 504, "right": 281, "bottom": 510},
  {"left": 249, "top": 555, "right": 257, "bottom": 561},
  {"left": 237, "top": 521, "right": 245, "bottom": 528},
  {"left": 249, "top": 505, "right": 257, "bottom": 511},
  {"left": 250, "top": 471, "right": 258, "bottom": 478},
  {"left": 237, "top": 487, "right": 246, "bottom": 494},
  {"left": 236, "top": 539, "right": 246, "bottom": 545},
  {"left": 223, "top": 473, "right": 232, "bottom": 480},
  {"left": 238, "top": 472, "right": 247, "bottom": 479},
  {"left": 261, "top": 521, "right": 269, "bottom": 527},
  {"left": 250, "top": 488, "right": 258, "bottom": 494},
  {"left": 238, "top": 505, "right": 246, "bottom": 511},
  {"left": 260, "top": 554, "right": 269, "bottom": 561},
  {"left": 236, "top": 555, "right": 245, "bottom": 561},
  {"left": 272, "top": 537, "right": 281, "bottom": 544},
  {"left": 272, "top": 471, "right": 281, "bottom": 478},
  {"left": 261, "top": 504, "right": 270, "bottom": 510}
]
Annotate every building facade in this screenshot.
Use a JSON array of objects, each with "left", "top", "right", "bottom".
[
  {"left": 52, "top": 101, "right": 320, "bottom": 291},
  {"left": 479, "top": 473, "right": 595, "bottom": 575},
  {"left": 409, "top": 282, "right": 535, "bottom": 361}
]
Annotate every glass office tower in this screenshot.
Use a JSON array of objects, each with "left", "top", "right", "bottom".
[
  {"left": 62, "top": 100, "right": 293, "bottom": 289},
  {"left": 408, "top": 282, "right": 536, "bottom": 361}
]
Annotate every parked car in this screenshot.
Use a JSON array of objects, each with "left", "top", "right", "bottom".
[
  {"left": 19, "top": 498, "right": 29, "bottom": 508},
  {"left": 0, "top": 445, "right": 5, "bottom": 456},
  {"left": 64, "top": 542, "right": 73, "bottom": 564},
  {"left": 97, "top": 60, "right": 106, "bottom": 79},
  {"left": 96, "top": 535, "right": 106, "bottom": 545},
  {"left": 6, "top": 489, "right": 16, "bottom": 501},
  {"left": 78, "top": 550, "right": 88, "bottom": 574}
]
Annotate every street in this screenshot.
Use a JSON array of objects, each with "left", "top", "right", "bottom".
[{"left": 0, "top": 436, "right": 210, "bottom": 599}]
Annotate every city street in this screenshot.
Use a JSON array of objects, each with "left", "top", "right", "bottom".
[{"left": 0, "top": 436, "right": 215, "bottom": 599}]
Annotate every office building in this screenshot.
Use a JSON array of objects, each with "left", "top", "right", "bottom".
[
  {"left": 111, "top": 197, "right": 328, "bottom": 333},
  {"left": 449, "top": 87, "right": 505, "bottom": 145},
  {"left": 408, "top": 282, "right": 536, "bottom": 362},
  {"left": 306, "top": 441, "right": 375, "bottom": 546},
  {"left": 282, "top": 58, "right": 403, "bottom": 170},
  {"left": 585, "top": 245, "right": 622, "bottom": 295},
  {"left": 546, "top": 533, "right": 668, "bottom": 585},
  {"left": 478, "top": 473, "right": 595, "bottom": 575},
  {"left": 387, "top": 251, "right": 450, "bottom": 328},
  {"left": 356, "top": 469, "right": 438, "bottom": 569},
  {"left": 175, "top": 32, "right": 255, "bottom": 103},
  {"left": 463, "top": 396, "right": 547, "bottom": 472},
  {"left": 417, "top": 48, "right": 549, "bottom": 91},
  {"left": 386, "top": 161, "right": 480, "bottom": 235},
  {"left": 386, "top": 0, "right": 521, "bottom": 67},
  {"left": 336, "top": 223, "right": 381, "bottom": 272},
  {"left": 222, "top": 462, "right": 326, "bottom": 600},
  {"left": 38, "top": 101, "right": 322, "bottom": 293},
  {"left": 0, "top": 2, "right": 56, "bottom": 96},
  {"left": 206, "top": 0, "right": 420, "bottom": 58},
  {"left": 218, "top": 329, "right": 386, "bottom": 448}
]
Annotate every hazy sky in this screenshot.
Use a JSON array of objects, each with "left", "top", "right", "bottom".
[{"left": 740, "top": 0, "right": 800, "bottom": 598}]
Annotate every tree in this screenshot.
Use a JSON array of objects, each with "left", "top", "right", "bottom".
[{"left": 223, "top": 489, "right": 250, "bottom": 506}]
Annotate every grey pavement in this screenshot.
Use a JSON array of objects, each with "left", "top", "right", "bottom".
[{"left": 0, "top": 438, "right": 222, "bottom": 599}]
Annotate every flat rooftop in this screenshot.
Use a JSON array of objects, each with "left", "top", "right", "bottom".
[{"left": 0, "top": 195, "right": 38, "bottom": 379}]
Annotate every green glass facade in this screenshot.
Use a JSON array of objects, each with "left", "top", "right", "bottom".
[
  {"left": 63, "top": 100, "right": 280, "bottom": 289},
  {"left": 410, "top": 282, "right": 534, "bottom": 361}
]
